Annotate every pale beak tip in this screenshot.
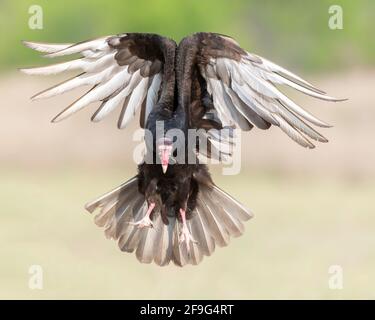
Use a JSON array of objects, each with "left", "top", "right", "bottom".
[{"left": 162, "top": 164, "right": 168, "bottom": 174}]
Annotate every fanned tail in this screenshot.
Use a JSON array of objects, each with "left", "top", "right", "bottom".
[{"left": 85, "top": 176, "right": 253, "bottom": 266}]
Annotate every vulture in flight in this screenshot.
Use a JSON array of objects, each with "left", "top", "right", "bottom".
[{"left": 21, "top": 32, "right": 344, "bottom": 266}]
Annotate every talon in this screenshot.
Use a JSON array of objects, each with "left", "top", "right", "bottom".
[
  {"left": 179, "top": 226, "right": 198, "bottom": 245},
  {"left": 129, "top": 215, "right": 153, "bottom": 229},
  {"left": 129, "top": 202, "right": 155, "bottom": 229}
]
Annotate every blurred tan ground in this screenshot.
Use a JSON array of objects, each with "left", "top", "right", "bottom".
[{"left": 0, "top": 69, "right": 375, "bottom": 299}]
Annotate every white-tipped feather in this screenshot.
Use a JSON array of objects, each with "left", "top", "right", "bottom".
[
  {"left": 199, "top": 35, "right": 345, "bottom": 150},
  {"left": 231, "top": 82, "right": 278, "bottom": 125},
  {"left": 20, "top": 52, "right": 117, "bottom": 76},
  {"left": 20, "top": 59, "right": 85, "bottom": 75},
  {"left": 275, "top": 101, "right": 328, "bottom": 142},
  {"left": 227, "top": 59, "right": 331, "bottom": 127},
  {"left": 52, "top": 68, "right": 132, "bottom": 122},
  {"left": 232, "top": 60, "right": 277, "bottom": 98},
  {"left": 224, "top": 85, "right": 269, "bottom": 129},
  {"left": 265, "top": 70, "right": 342, "bottom": 101},
  {"left": 44, "top": 36, "right": 110, "bottom": 58},
  {"left": 32, "top": 65, "right": 120, "bottom": 100},
  {"left": 207, "top": 78, "right": 235, "bottom": 126},
  {"left": 254, "top": 55, "right": 324, "bottom": 92},
  {"left": 91, "top": 92, "right": 126, "bottom": 122},
  {"left": 92, "top": 75, "right": 140, "bottom": 122},
  {"left": 93, "top": 70, "right": 144, "bottom": 123},
  {"left": 22, "top": 41, "right": 73, "bottom": 53},
  {"left": 119, "top": 76, "right": 149, "bottom": 129},
  {"left": 219, "top": 81, "right": 252, "bottom": 130},
  {"left": 226, "top": 59, "right": 329, "bottom": 127},
  {"left": 272, "top": 114, "right": 315, "bottom": 149},
  {"left": 22, "top": 35, "right": 162, "bottom": 128}
]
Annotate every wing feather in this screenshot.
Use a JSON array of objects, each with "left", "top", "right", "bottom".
[
  {"left": 22, "top": 40, "right": 73, "bottom": 53},
  {"left": 193, "top": 32, "right": 345, "bottom": 149},
  {"left": 118, "top": 75, "right": 149, "bottom": 129},
  {"left": 52, "top": 68, "right": 132, "bottom": 122},
  {"left": 144, "top": 74, "right": 162, "bottom": 126},
  {"left": 21, "top": 33, "right": 173, "bottom": 128}
]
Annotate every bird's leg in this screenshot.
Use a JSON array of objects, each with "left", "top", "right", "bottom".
[
  {"left": 179, "top": 208, "right": 197, "bottom": 249},
  {"left": 129, "top": 202, "right": 155, "bottom": 229}
]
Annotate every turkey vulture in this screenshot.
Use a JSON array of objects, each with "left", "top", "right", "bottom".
[{"left": 21, "top": 32, "right": 344, "bottom": 266}]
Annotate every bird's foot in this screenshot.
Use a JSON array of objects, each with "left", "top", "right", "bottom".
[
  {"left": 178, "top": 208, "right": 198, "bottom": 250},
  {"left": 129, "top": 202, "right": 155, "bottom": 229},
  {"left": 129, "top": 215, "right": 153, "bottom": 229},
  {"left": 179, "top": 225, "right": 198, "bottom": 246}
]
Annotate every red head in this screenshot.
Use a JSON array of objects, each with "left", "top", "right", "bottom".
[{"left": 157, "top": 137, "right": 173, "bottom": 174}]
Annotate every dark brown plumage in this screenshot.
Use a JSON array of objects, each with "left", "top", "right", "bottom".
[{"left": 21, "top": 32, "right": 344, "bottom": 266}]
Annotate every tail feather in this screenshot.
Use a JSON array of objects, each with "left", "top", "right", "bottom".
[
  {"left": 203, "top": 187, "right": 245, "bottom": 237},
  {"left": 93, "top": 199, "right": 118, "bottom": 227},
  {"left": 196, "top": 196, "right": 230, "bottom": 247},
  {"left": 118, "top": 200, "right": 147, "bottom": 252},
  {"left": 100, "top": 190, "right": 139, "bottom": 237},
  {"left": 186, "top": 219, "right": 204, "bottom": 265},
  {"left": 85, "top": 177, "right": 138, "bottom": 213},
  {"left": 85, "top": 176, "right": 253, "bottom": 266},
  {"left": 172, "top": 224, "right": 188, "bottom": 266},
  {"left": 154, "top": 217, "right": 175, "bottom": 266},
  {"left": 135, "top": 216, "right": 160, "bottom": 264},
  {"left": 112, "top": 196, "right": 143, "bottom": 240},
  {"left": 211, "top": 185, "right": 251, "bottom": 221},
  {"left": 136, "top": 229, "right": 153, "bottom": 263},
  {"left": 112, "top": 196, "right": 142, "bottom": 240},
  {"left": 189, "top": 207, "right": 215, "bottom": 256}
]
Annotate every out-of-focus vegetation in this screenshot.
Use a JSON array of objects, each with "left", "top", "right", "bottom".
[
  {"left": 1, "top": 169, "right": 375, "bottom": 299},
  {"left": 0, "top": 0, "right": 374, "bottom": 71},
  {"left": 1, "top": 0, "right": 375, "bottom": 300}
]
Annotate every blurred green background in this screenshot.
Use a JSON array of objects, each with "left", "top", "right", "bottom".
[
  {"left": 0, "top": 0, "right": 375, "bottom": 299},
  {"left": 1, "top": 0, "right": 374, "bottom": 71}
]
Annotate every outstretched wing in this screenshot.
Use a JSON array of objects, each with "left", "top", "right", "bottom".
[
  {"left": 21, "top": 33, "right": 176, "bottom": 129},
  {"left": 190, "top": 32, "right": 345, "bottom": 149}
]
